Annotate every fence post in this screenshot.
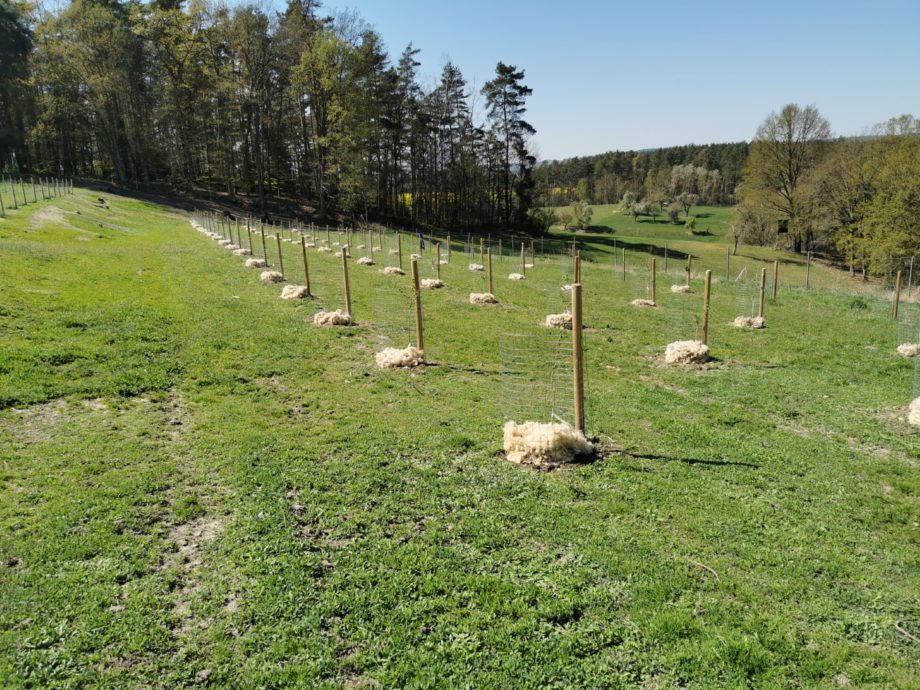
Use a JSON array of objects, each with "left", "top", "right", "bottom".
[
  {"left": 893, "top": 270, "right": 902, "bottom": 320},
  {"left": 411, "top": 258, "right": 424, "bottom": 351},
  {"left": 521, "top": 243, "right": 526, "bottom": 276},
  {"left": 301, "top": 236, "right": 311, "bottom": 295},
  {"left": 758, "top": 267, "right": 767, "bottom": 318},
  {"left": 398, "top": 233, "right": 403, "bottom": 271},
  {"left": 275, "top": 234, "right": 284, "bottom": 277},
  {"left": 574, "top": 255, "right": 581, "bottom": 287},
  {"left": 726, "top": 246, "right": 731, "bottom": 280},
  {"left": 480, "top": 238, "right": 485, "bottom": 267},
  {"left": 436, "top": 243, "right": 441, "bottom": 280},
  {"left": 908, "top": 256, "right": 915, "bottom": 298},
  {"left": 572, "top": 282, "right": 585, "bottom": 433},
  {"left": 701, "top": 270, "right": 712, "bottom": 346},
  {"left": 651, "top": 257, "right": 657, "bottom": 304},
  {"left": 772, "top": 260, "right": 779, "bottom": 301},
  {"left": 488, "top": 245, "right": 494, "bottom": 294},
  {"left": 686, "top": 256, "right": 692, "bottom": 286},
  {"left": 342, "top": 249, "right": 352, "bottom": 317},
  {"left": 622, "top": 248, "right": 627, "bottom": 281},
  {"left": 805, "top": 251, "right": 812, "bottom": 289}
]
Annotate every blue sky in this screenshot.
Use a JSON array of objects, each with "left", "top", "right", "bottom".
[{"left": 326, "top": 0, "right": 920, "bottom": 160}]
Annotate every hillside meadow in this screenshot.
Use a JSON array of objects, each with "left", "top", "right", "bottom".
[{"left": 1, "top": 189, "right": 918, "bottom": 688}]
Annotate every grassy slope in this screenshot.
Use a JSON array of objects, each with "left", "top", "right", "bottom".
[{"left": 0, "top": 189, "right": 918, "bottom": 688}]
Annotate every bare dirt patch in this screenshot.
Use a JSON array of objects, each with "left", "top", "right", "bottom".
[
  {"left": 29, "top": 206, "right": 67, "bottom": 230},
  {"left": 166, "top": 515, "right": 226, "bottom": 634}
]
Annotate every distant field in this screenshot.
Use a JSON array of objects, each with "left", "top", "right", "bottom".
[
  {"left": 552, "top": 203, "right": 734, "bottom": 242},
  {"left": 1, "top": 189, "right": 918, "bottom": 688},
  {"left": 547, "top": 203, "right": 894, "bottom": 295}
]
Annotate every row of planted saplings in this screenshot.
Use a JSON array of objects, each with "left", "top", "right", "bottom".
[
  {"left": 191, "top": 209, "right": 783, "bottom": 348},
  {"left": 193, "top": 206, "right": 596, "bottom": 470},
  {"left": 190, "top": 208, "right": 785, "bottom": 364},
  {"left": 186, "top": 212, "right": 791, "bottom": 469}
]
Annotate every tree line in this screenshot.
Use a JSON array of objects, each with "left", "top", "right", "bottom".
[
  {"left": 735, "top": 107, "right": 919, "bottom": 277},
  {"left": 534, "top": 142, "right": 749, "bottom": 208},
  {"left": 0, "top": 0, "right": 538, "bottom": 229}
]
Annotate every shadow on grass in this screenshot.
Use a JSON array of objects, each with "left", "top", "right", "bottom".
[
  {"left": 618, "top": 449, "right": 759, "bottom": 469},
  {"left": 571, "top": 235, "right": 693, "bottom": 262}
]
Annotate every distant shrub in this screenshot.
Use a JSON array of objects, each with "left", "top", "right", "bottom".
[{"left": 848, "top": 296, "right": 869, "bottom": 310}]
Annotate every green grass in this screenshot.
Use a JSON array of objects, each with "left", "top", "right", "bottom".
[
  {"left": 1, "top": 189, "right": 918, "bottom": 688},
  {"left": 548, "top": 203, "right": 889, "bottom": 295}
]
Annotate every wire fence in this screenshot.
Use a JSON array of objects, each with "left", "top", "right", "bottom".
[{"left": 186, "top": 209, "right": 920, "bottom": 432}]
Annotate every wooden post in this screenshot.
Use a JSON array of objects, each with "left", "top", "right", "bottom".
[
  {"left": 498, "top": 238, "right": 502, "bottom": 262},
  {"left": 326, "top": 225, "right": 331, "bottom": 247},
  {"left": 664, "top": 244, "right": 669, "bottom": 273},
  {"left": 574, "top": 255, "right": 581, "bottom": 286},
  {"left": 805, "top": 251, "right": 812, "bottom": 289},
  {"left": 260, "top": 228, "right": 268, "bottom": 262},
  {"left": 572, "top": 282, "right": 585, "bottom": 433},
  {"left": 246, "top": 226, "right": 253, "bottom": 253},
  {"left": 480, "top": 237, "right": 484, "bottom": 266},
  {"left": 0, "top": 187, "right": 5, "bottom": 217},
  {"left": 436, "top": 243, "right": 441, "bottom": 280},
  {"left": 30, "top": 177, "right": 37, "bottom": 203},
  {"left": 701, "top": 270, "right": 712, "bottom": 346},
  {"left": 651, "top": 258, "right": 657, "bottom": 304},
  {"left": 530, "top": 240, "right": 535, "bottom": 267},
  {"left": 893, "top": 270, "right": 902, "bottom": 320},
  {"left": 447, "top": 234, "right": 451, "bottom": 262},
  {"left": 342, "top": 249, "right": 352, "bottom": 316},
  {"left": 488, "top": 245, "right": 494, "bottom": 294},
  {"left": 758, "top": 267, "right": 767, "bottom": 318},
  {"left": 521, "top": 242, "right": 526, "bottom": 276},
  {"left": 686, "top": 256, "right": 692, "bottom": 286},
  {"left": 275, "top": 234, "right": 284, "bottom": 277},
  {"left": 726, "top": 246, "right": 731, "bottom": 279},
  {"left": 908, "top": 256, "right": 915, "bottom": 298},
  {"left": 772, "top": 260, "right": 779, "bottom": 300},
  {"left": 397, "top": 233, "right": 403, "bottom": 270},
  {"left": 10, "top": 180, "right": 17, "bottom": 209},
  {"left": 301, "top": 236, "right": 311, "bottom": 295},
  {"left": 622, "top": 248, "right": 627, "bottom": 281},
  {"left": 411, "top": 259, "right": 424, "bottom": 351}
]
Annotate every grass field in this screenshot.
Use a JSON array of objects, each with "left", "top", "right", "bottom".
[
  {"left": 1, "top": 188, "right": 919, "bottom": 688},
  {"left": 547, "top": 204, "right": 897, "bottom": 295}
]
